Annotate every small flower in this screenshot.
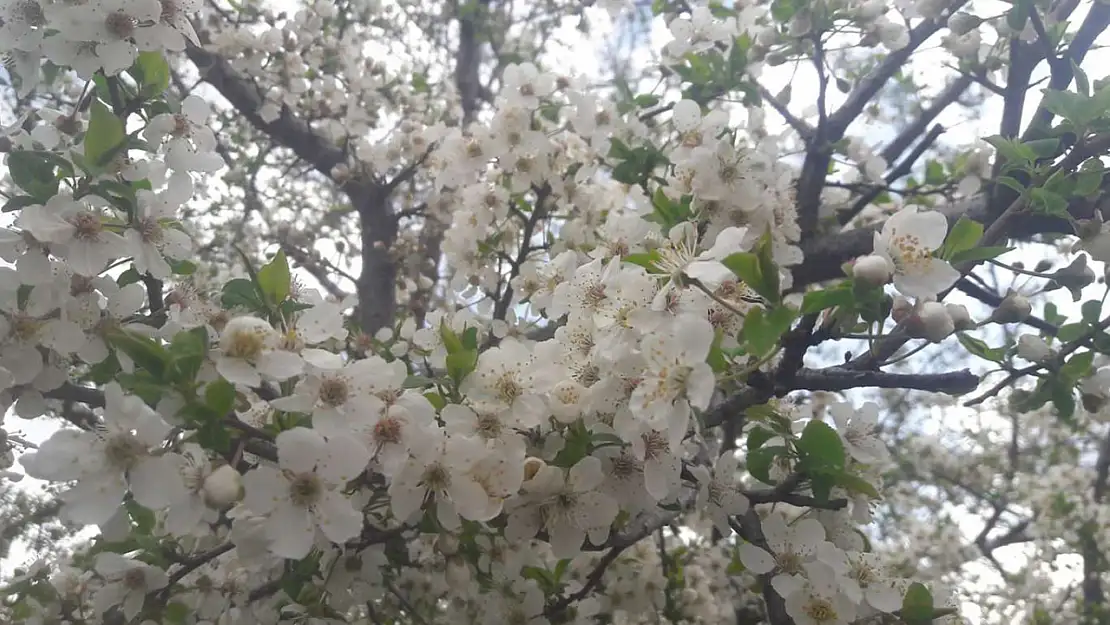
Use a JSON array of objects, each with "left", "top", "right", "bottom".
[
  {"left": 91, "top": 553, "right": 168, "bottom": 621},
  {"left": 829, "top": 402, "right": 889, "bottom": 465},
  {"left": 690, "top": 452, "right": 749, "bottom": 535},
  {"left": 872, "top": 207, "right": 959, "bottom": 299},
  {"left": 242, "top": 427, "right": 368, "bottom": 559},
  {"left": 215, "top": 316, "right": 304, "bottom": 386}
]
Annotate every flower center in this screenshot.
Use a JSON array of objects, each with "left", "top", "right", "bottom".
[
  {"left": 494, "top": 373, "right": 523, "bottom": 404},
  {"left": 804, "top": 597, "right": 837, "bottom": 623},
  {"left": 104, "top": 433, "right": 146, "bottom": 471},
  {"left": 288, "top": 473, "right": 323, "bottom": 507},
  {"left": 8, "top": 314, "right": 41, "bottom": 342},
  {"left": 423, "top": 463, "right": 450, "bottom": 490},
  {"left": 373, "top": 417, "right": 403, "bottom": 445},
  {"left": 642, "top": 431, "right": 669, "bottom": 460},
  {"left": 136, "top": 217, "right": 163, "bottom": 244},
  {"left": 476, "top": 413, "right": 502, "bottom": 439},
  {"left": 104, "top": 11, "right": 137, "bottom": 39},
  {"left": 123, "top": 568, "right": 146, "bottom": 590},
  {"left": 224, "top": 329, "right": 266, "bottom": 360},
  {"left": 318, "top": 377, "right": 350, "bottom": 406},
  {"left": 68, "top": 212, "right": 103, "bottom": 241}
]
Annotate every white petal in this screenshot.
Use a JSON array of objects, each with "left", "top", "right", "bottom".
[
  {"left": 738, "top": 542, "right": 776, "bottom": 574},
  {"left": 266, "top": 500, "right": 316, "bottom": 559},
  {"left": 313, "top": 491, "right": 362, "bottom": 543},
  {"left": 129, "top": 454, "right": 187, "bottom": 510}
]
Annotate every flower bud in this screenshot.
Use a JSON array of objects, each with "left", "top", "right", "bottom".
[
  {"left": 203, "top": 465, "right": 244, "bottom": 509},
  {"left": 990, "top": 292, "right": 1031, "bottom": 324},
  {"left": 853, "top": 254, "right": 894, "bottom": 288},
  {"left": 917, "top": 301, "right": 955, "bottom": 343},
  {"left": 891, "top": 296, "right": 913, "bottom": 323},
  {"left": 1017, "top": 334, "right": 1053, "bottom": 362},
  {"left": 523, "top": 457, "right": 545, "bottom": 483},
  {"left": 946, "top": 303, "right": 974, "bottom": 331}
]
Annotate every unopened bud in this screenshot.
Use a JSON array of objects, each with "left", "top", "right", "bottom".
[
  {"left": 946, "top": 303, "right": 974, "bottom": 331},
  {"left": 916, "top": 301, "right": 955, "bottom": 343},
  {"left": 891, "top": 295, "right": 913, "bottom": 323},
  {"left": 202, "top": 465, "right": 244, "bottom": 509},
  {"left": 852, "top": 254, "right": 894, "bottom": 288},
  {"left": 1017, "top": 334, "right": 1054, "bottom": 362},
  {"left": 836, "top": 77, "right": 851, "bottom": 93},
  {"left": 990, "top": 292, "right": 1031, "bottom": 324},
  {"left": 523, "top": 457, "right": 545, "bottom": 483},
  {"left": 766, "top": 53, "right": 787, "bottom": 66}
]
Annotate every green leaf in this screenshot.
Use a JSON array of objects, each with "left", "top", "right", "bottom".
[
  {"left": 938, "top": 216, "right": 983, "bottom": 261},
  {"left": 900, "top": 583, "right": 935, "bottom": 625},
  {"left": 446, "top": 349, "right": 478, "bottom": 384},
  {"left": 167, "top": 326, "right": 208, "bottom": 383},
  {"left": 624, "top": 251, "right": 661, "bottom": 272},
  {"left": 1025, "top": 137, "right": 1060, "bottom": 158},
  {"left": 956, "top": 333, "right": 1006, "bottom": 364},
  {"left": 1073, "top": 60, "right": 1091, "bottom": 97},
  {"left": 257, "top": 250, "right": 291, "bottom": 305},
  {"left": 747, "top": 445, "right": 787, "bottom": 484},
  {"left": 1030, "top": 188, "right": 1070, "bottom": 217},
  {"left": 924, "top": 160, "right": 945, "bottom": 185},
  {"left": 797, "top": 420, "right": 846, "bottom": 472},
  {"left": 1061, "top": 351, "right": 1094, "bottom": 382},
  {"left": 722, "top": 252, "right": 760, "bottom": 287},
  {"left": 801, "top": 286, "right": 854, "bottom": 314},
  {"left": 984, "top": 135, "right": 1037, "bottom": 165},
  {"left": 440, "top": 321, "right": 465, "bottom": 354},
  {"left": 205, "top": 379, "right": 238, "bottom": 417},
  {"left": 221, "top": 278, "right": 266, "bottom": 312},
  {"left": 747, "top": 425, "right": 775, "bottom": 451},
  {"left": 164, "top": 602, "right": 190, "bottom": 625},
  {"left": 134, "top": 52, "right": 170, "bottom": 95},
  {"left": 85, "top": 100, "right": 126, "bottom": 167},
  {"left": 1075, "top": 168, "right": 1105, "bottom": 197},
  {"left": 948, "top": 245, "right": 1013, "bottom": 264},
  {"left": 108, "top": 330, "right": 168, "bottom": 381},
  {"left": 995, "top": 176, "right": 1026, "bottom": 194},
  {"left": 834, "top": 471, "right": 881, "bottom": 498},
  {"left": 6, "top": 151, "right": 63, "bottom": 200}
]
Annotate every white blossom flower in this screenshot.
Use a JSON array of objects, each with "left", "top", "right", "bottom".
[
  {"left": 738, "top": 515, "right": 827, "bottom": 598},
  {"left": 829, "top": 402, "right": 889, "bottom": 465},
  {"left": 215, "top": 316, "right": 304, "bottom": 386},
  {"left": 872, "top": 207, "right": 959, "bottom": 299},
  {"left": 631, "top": 315, "right": 716, "bottom": 430},
  {"left": 690, "top": 452, "right": 750, "bottom": 535},
  {"left": 242, "top": 427, "right": 367, "bottom": 559},
  {"left": 20, "top": 382, "right": 185, "bottom": 525},
  {"left": 91, "top": 553, "right": 168, "bottom": 621},
  {"left": 505, "top": 456, "right": 618, "bottom": 558}
]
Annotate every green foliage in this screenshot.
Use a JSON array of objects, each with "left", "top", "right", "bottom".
[
  {"left": 85, "top": 100, "right": 127, "bottom": 168},
  {"left": 132, "top": 52, "right": 170, "bottom": 96},
  {"left": 257, "top": 250, "right": 292, "bottom": 306},
  {"left": 936, "top": 216, "right": 983, "bottom": 261},
  {"left": 900, "top": 583, "right": 935, "bottom": 625}
]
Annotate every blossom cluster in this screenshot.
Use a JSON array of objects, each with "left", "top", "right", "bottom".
[{"left": 4, "top": 0, "right": 1108, "bottom": 624}]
